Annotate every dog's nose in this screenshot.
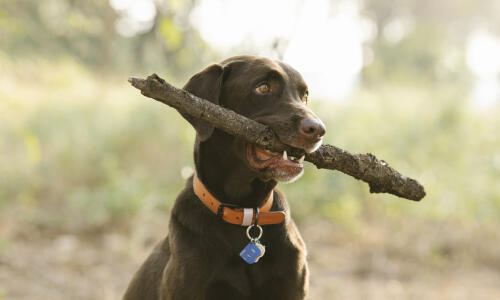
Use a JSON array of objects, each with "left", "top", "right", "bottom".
[{"left": 299, "top": 118, "right": 326, "bottom": 139}]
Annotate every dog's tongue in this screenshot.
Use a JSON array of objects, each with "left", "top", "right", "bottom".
[
  {"left": 254, "top": 146, "right": 277, "bottom": 160},
  {"left": 248, "top": 143, "right": 305, "bottom": 169},
  {"left": 247, "top": 144, "right": 282, "bottom": 169}
]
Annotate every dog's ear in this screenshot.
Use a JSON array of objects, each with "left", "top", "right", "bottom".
[{"left": 182, "top": 64, "right": 225, "bottom": 142}]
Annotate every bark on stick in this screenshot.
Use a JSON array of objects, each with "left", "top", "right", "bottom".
[{"left": 128, "top": 73, "right": 426, "bottom": 201}]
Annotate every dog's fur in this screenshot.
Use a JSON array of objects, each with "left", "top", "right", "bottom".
[{"left": 123, "top": 56, "right": 325, "bottom": 300}]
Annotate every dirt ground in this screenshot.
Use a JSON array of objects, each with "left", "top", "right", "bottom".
[{"left": 1, "top": 213, "right": 499, "bottom": 300}]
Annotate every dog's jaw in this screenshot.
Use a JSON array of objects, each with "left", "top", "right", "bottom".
[{"left": 274, "top": 168, "right": 305, "bottom": 183}]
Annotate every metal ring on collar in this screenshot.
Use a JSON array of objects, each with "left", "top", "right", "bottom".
[{"left": 246, "top": 224, "right": 263, "bottom": 242}]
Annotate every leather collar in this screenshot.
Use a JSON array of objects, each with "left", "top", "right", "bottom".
[{"left": 193, "top": 173, "right": 286, "bottom": 226}]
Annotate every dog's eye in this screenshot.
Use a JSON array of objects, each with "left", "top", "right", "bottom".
[
  {"left": 301, "top": 91, "right": 309, "bottom": 104},
  {"left": 256, "top": 83, "right": 270, "bottom": 94}
]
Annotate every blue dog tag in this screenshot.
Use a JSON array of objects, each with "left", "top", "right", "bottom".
[{"left": 239, "top": 242, "right": 265, "bottom": 264}]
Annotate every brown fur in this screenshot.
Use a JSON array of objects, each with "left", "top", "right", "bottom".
[{"left": 123, "top": 56, "right": 325, "bottom": 300}]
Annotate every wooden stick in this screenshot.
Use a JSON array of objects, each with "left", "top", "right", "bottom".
[{"left": 128, "top": 73, "right": 426, "bottom": 201}]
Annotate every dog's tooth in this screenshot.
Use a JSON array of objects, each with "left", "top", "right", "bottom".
[
  {"left": 298, "top": 155, "right": 305, "bottom": 164},
  {"left": 283, "top": 150, "right": 288, "bottom": 160}
]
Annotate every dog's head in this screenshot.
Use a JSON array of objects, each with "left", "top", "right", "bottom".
[{"left": 182, "top": 56, "right": 325, "bottom": 183}]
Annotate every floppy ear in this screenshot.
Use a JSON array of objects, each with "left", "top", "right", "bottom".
[{"left": 182, "top": 64, "right": 225, "bottom": 142}]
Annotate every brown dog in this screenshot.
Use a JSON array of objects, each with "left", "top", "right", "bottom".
[{"left": 123, "top": 56, "right": 326, "bottom": 300}]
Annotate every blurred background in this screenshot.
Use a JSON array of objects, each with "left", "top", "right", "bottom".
[{"left": 1, "top": 0, "right": 499, "bottom": 299}]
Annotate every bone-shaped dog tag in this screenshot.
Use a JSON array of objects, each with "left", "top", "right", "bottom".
[
  {"left": 254, "top": 242, "right": 266, "bottom": 263},
  {"left": 239, "top": 242, "right": 265, "bottom": 264}
]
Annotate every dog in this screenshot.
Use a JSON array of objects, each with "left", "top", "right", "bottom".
[{"left": 123, "top": 55, "right": 326, "bottom": 300}]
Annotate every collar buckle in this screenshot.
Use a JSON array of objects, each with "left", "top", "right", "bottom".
[{"left": 216, "top": 202, "right": 238, "bottom": 219}]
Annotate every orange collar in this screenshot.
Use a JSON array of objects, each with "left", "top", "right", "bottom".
[{"left": 193, "top": 173, "right": 286, "bottom": 226}]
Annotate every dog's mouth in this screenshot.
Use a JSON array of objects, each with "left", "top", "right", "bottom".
[{"left": 246, "top": 143, "right": 305, "bottom": 182}]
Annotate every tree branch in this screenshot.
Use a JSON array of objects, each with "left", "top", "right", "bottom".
[{"left": 128, "top": 73, "right": 426, "bottom": 201}]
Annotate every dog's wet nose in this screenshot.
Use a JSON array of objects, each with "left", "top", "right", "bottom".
[{"left": 299, "top": 118, "right": 326, "bottom": 139}]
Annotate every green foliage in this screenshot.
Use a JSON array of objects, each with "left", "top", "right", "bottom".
[
  {"left": 0, "top": 59, "right": 194, "bottom": 230},
  {"left": 1, "top": 56, "right": 499, "bottom": 232},
  {"left": 159, "top": 18, "right": 183, "bottom": 51},
  {"left": 0, "top": 0, "right": 499, "bottom": 232},
  {"left": 0, "top": 0, "right": 217, "bottom": 78}
]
